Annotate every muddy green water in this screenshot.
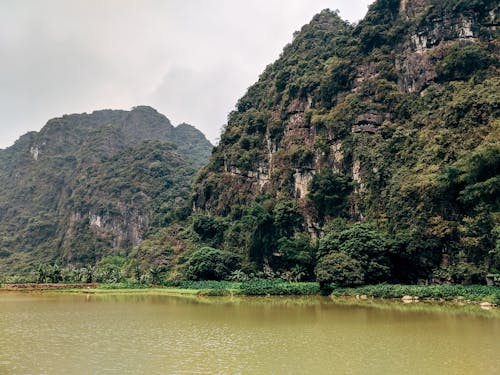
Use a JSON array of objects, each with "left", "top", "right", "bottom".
[{"left": 0, "top": 293, "right": 499, "bottom": 375}]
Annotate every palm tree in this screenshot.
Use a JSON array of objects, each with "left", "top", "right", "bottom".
[
  {"left": 37, "top": 264, "right": 47, "bottom": 284},
  {"left": 149, "top": 266, "right": 164, "bottom": 285}
]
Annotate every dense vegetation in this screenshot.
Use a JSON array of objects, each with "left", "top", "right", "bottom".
[
  {"left": 0, "top": 106, "right": 212, "bottom": 274},
  {"left": 188, "top": 0, "right": 499, "bottom": 288},
  {"left": 1, "top": 0, "right": 499, "bottom": 292}
]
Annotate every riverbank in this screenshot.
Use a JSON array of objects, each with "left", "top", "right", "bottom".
[{"left": 1, "top": 281, "right": 498, "bottom": 306}]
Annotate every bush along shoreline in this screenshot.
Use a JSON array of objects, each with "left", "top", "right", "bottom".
[{"left": 1, "top": 281, "right": 498, "bottom": 306}]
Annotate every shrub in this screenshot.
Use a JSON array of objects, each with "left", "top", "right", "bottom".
[
  {"left": 95, "top": 255, "right": 127, "bottom": 283},
  {"left": 320, "top": 58, "right": 356, "bottom": 107},
  {"left": 273, "top": 199, "right": 304, "bottom": 238},
  {"left": 238, "top": 280, "right": 320, "bottom": 295},
  {"left": 330, "top": 284, "right": 500, "bottom": 304}
]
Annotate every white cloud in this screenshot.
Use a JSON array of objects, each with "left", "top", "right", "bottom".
[{"left": 0, "top": 0, "right": 373, "bottom": 147}]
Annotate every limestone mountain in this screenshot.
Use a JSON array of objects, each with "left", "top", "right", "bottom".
[
  {"left": 192, "top": 0, "right": 499, "bottom": 282},
  {"left": 0, "top": 106, "right": 212, "bottom": 274}
]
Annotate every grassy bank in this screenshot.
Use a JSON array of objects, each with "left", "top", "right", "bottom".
[
  {"left": 2, "top": 281, "right": 499, "bottom": 304},
  {"left": 100, "top": 280, "right": 321, "bottom": 296},
  {"left": 330, "top": 284, "right": 500, "bottom": 304}
]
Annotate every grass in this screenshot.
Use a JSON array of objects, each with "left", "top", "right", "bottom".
[
  {"left": 1, "top": 281, "right": 498, "bottom": 304},
  {"left": 330, "top": 284, "right": 500, "bottom": 304}
]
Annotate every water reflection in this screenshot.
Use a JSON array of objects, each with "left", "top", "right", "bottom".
[{"left": 0, "top": 292, "right": 498, "bottom": 375}]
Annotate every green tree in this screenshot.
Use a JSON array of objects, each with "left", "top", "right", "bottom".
[
  {"left": 308, "top": 170, "right": 352, "bottom": 220},
  {"left": 184, "top": 247, "right": 240, "bottom": 281},
  {"left": 273, "top": 198, "right": 304, "bottom": 238},
  {"left": 47, "top": 264, "right": 62, "bottom": 283},
  {"left": 149, "top": 265, "right": 165, "bottom": 285},
  {"left": 276, "top": 233, "right": 316, "bottom": 277},
  {"left": 315, "top": 252, "right": 364, "bottom": 289},
  {"left": 192, "top": 214, "right": 227, "bottom": 247},
  {"left": 96, "top": 255, "right": 126, "bottom": 283},
  {"left": 319, "top": 223, "right": 391, "bottom": 283},
  {"left": 436, "top": 44, "right": 495, "bottom": 82},
  {"left": 37, "top": 264, "right": 47, "bottom": 284}
]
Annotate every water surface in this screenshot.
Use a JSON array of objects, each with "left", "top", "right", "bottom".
[{"left": 0, "top": 293, "right": 498, "bottom": 374}]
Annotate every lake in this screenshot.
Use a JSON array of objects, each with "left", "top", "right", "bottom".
[{"left": 0, "top": 292, "right": 499, "bottom": 374}]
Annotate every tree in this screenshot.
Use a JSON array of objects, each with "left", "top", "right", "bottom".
[
  {"left": 96, "top": 255, "right": 126, "bottom": 283},
  {"left": 436, "top": 44, "right": 495, "bottom": 82},
  {"left": 308, "top": 170, "right": 352, "bottom": 219},
  {"left": 149, "top": 265, "right": 165, "bottom": 285},
  {"left": 192, "top": 214, "right": 227, "bottom": 247},
  {"left": 315, "top": 252, "right": 364, "bottom": 289},
  {"left": 184, "top": 247, "right": 240, "bottom": 281},
  {"left": 276, "top": 233, "right": 316, "bottom": 277},
  {"left": 37, "top": 264, "right": 47, "bottom": 284},
  {"left": 273, "top": 198, "right": 304, "bottom": 238},
  {"left": 319, "top": 223, "right": 391, "bottom": 283}
]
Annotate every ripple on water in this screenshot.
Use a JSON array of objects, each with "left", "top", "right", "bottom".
[{"left": 0, "top": 293, "right": 499, "bottom": 375}]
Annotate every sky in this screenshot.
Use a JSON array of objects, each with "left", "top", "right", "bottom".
[{"left": 0, "top": 0, "right": 374, "bottom": 148}]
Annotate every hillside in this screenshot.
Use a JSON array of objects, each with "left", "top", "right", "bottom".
[
  {"left": 0, "top": 106, "right": 212, "bottom": 274},
  {"left": 189, "top": 0, "right": 499, "bottom": 284}
]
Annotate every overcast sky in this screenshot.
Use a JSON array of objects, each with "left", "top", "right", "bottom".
[{"left": 0, "top": 0, "right": 373, "bottom": 148}]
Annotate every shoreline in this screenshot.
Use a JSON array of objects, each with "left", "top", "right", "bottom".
[{"left": 1, "top": 282, "right": 498, "bottom": 308}]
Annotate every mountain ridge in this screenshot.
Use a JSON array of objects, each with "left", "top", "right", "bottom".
[
  {"left": 0, "top": 106, "right": 212, "bottom": 274},
  {"left": 189, "top": 0, "right": 499, "bottom": 283}
]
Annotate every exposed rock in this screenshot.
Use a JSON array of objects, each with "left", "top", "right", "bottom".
[
  {"left": 352, "top": 124, "right": 380, "bottom": 134},
  {"left": 30, "top": 145, "right": 40, "bottom": 161},
  {"left": 294, "top": 169, "right": 315, "bottom": 199},
  {"left": 480, "top": 302, "right": 496, "bottom": 310},
  {"left": 396, "top": 4, "right": 481, "bottom": 93},
  {"left": 402, "top": 295, "right": 419, "bottom": 303},
  {"left": 0, "top": 107, "right": 212, "bottom": 273},
  {"left": 191, "top": 1, "right": 498, "bottom": 280}
]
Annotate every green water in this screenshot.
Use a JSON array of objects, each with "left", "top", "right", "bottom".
[{"left": 0, "top": 293, "right": 499, "bottom": 375}]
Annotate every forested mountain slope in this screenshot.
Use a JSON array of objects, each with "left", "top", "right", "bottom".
[
  {"left": 0, "top": 106, "right": 212, "bottom": 274},
  {"left": 190, "top": 0, "right": 499, "bottom": 284}
]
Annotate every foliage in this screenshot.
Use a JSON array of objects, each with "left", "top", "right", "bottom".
[
  {"left": 183, "top": 247, "right": 241, "bottom": 281},
  {"left": 319, "top": 223, "right": 391, "bottom": 283},
  {"left": 436, "top": 44, "right": 496, "bottom": 82},
  {"left": 273, "top": 199, "right": 304, "bottom": 238},
  {"left": 0, "top": 107, "right": 212, "bottom": 275},
  {"left": 95, "top": 255, "right": 127, "bottom": 283},
  {"left": 163, "top": 280, "right": 320, "bottom": 296},
  {"left": 37, "top": 264, "right": 62, "bottom": 283},
  {"left": 330, "top": 284, "right": 500, "bottom": 304},
  {"left": 307, "top": 170, "right": 353, "bottom": 219},
  {"left": 319, "top": 58, "right": 356, "bottom": 107},
  {"left": 192, "top": 214, "right": 227, "bottom": 247},
  {"left": 315, "top": 252, "right": 364, "bottom": 288},
  {"left": 276, "top": 233, "right": 316, "bottom": 278},
  {"left": 3, "top": 1, "right": 499, "bottom": 286},
  {"left": 191, "top": 1, "right": 498, "bottom": 286},
  {"left": 237, "top": 280, "right": 320, "bottom": 296}
]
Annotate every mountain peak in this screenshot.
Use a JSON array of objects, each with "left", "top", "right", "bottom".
[
  {"left": 0, "top": 106, "right": 213, "bottom": 273},
  {"left": 192, "top": 0, "right": 499, "bottom": 282}
]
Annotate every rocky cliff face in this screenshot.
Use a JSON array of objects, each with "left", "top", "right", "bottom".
[
  {"left": 396, "top": 0, "right": 494, "bottom": 92},
  {"left": 0, "top": 106, "right": 212, "bottom": 274},
  {"left": 193, "top": 0, "right": 499, "bottom": 274},
  {"left": 195, "top": 0, "right": 497, "bottom": 211}
]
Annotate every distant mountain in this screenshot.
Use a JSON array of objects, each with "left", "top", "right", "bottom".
[{"left": 0, "top": 106, "right": 212, "bottom": 274}]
